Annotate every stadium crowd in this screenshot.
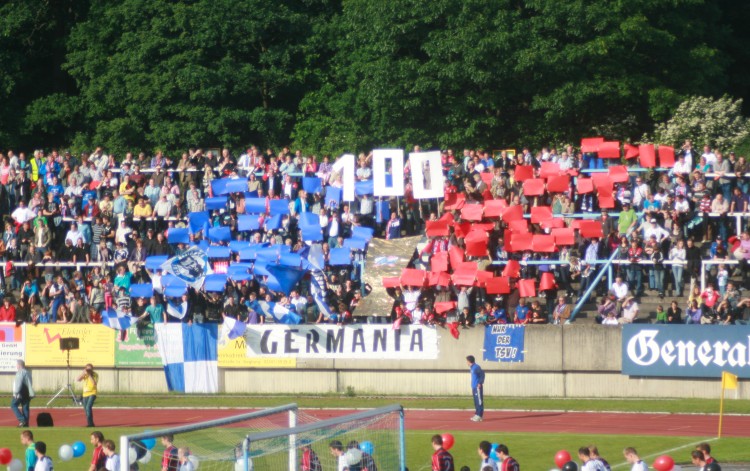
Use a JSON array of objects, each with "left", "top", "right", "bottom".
[{"left": 0, "top": 140, "right": 747, "bottom": 330}]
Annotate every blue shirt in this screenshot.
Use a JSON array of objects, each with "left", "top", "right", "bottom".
[
  {"left": 515, "top": 305, "right": 529, "bottom": 321},
  {"left": 470, "top": 363, "right": 485, "bottom": 388}
]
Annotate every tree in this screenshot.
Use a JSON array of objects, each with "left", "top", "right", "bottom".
[
  {"left": 62, "top": 0, "right": 334, "bottom": 154},
  {"left": 294, "top": 0, "right": 731, "bottom": 153},
  {"left": 0, "top": 0, "right": 87, "bottom": 149},
  {"left": 651, "top": 95, "right": 750, "bottom": 150}
]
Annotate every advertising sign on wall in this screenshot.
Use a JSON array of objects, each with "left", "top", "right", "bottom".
[
  {"left": 25, "top": 324, "right": 115, "bottom": 367},
  {"left": 623, "top": 325, "right": 750, "bottom": 377}
]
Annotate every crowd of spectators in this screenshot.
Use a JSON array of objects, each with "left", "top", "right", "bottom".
[
  {"left": 385, "top": 141, "right": 750, "bottom": 327},
  {"left": 0, "top": 139, "right": 748, "bottom": 331}
]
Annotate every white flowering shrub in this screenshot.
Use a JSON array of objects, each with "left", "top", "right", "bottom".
[{"left": 651, "top": 95, "right": 750, "bottom": 151}]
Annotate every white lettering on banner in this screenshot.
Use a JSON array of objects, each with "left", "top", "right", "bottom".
[
  {"left": 244, "top": 325, "right": 439, "bottom": 359},
  {"left": 333, "top": 153, "right": 356, "bottom": 202},
  {"left": 626, "top": 329, "right": 750, "bottom": 369},
  {"left": 410, "top": 151, "right": 444, "bottom": 199},
  {"left": 372, "top": 149, "right": 405, "bottom": 197}
]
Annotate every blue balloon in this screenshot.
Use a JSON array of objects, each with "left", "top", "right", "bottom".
[
  {"left": 491, "top": 443, "right": 499, "bottom": 451},
  {"left": 359, "top": 441, "right": 374, "bottom": 455},
  {"left": 142, "top": 438, "right": 156, "bottom": 450},
  {"left": 72, "top": 441, "right": 86, "bottom": 458},
  {"left": 490, "top": 451, "right": 500, "bottom": 462}
]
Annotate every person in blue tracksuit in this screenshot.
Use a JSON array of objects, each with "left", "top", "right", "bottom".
[{"left": 467, "top": 355, "right": 485, "bottom": 422}]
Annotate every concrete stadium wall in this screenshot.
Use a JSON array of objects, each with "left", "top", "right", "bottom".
[{"left": 2, "top": 326, "right": 744, "bottom": 399}]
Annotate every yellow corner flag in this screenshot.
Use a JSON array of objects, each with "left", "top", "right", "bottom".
[
  {"left": 718, "top": 371, "right": 739, "bottom": 438},
  {"left": 722, "top": 371, "right": 738, "bottom": 390}
]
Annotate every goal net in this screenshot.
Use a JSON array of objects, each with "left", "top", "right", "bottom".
[
  {"left": 118, "top": 403, "right": 318, "bottom": 471},
  {"left": 241, "top": 404, "right": 405, "bottom": 471}
]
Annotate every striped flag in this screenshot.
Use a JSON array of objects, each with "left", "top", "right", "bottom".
[
  {"left": 101, "top": 308, "right": 132, "bottom": 330},
  {"left": 258, "top": 300, "right": 302, "bottom": 325}
]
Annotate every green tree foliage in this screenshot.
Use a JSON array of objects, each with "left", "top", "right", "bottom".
[
  {"left": 293, "top": 0, "right": 730, "bottom": 153},
  {"left": 0, "top": 0, "right": 86, "bottom": 149},
  {"left": 652, "top": 95, "right": 750, "bottom": 150},
  {"left": 61, "top": 0, "right": 332, "bottom": 154},
  {"left": 0, "top": 0, "right": 748, "bottom": 153}
]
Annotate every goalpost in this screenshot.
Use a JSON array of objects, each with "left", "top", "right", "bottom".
[
  {"left": 118, "top": 403, "right": 315, "bottom": 471},
  {"left": 241, "top": 404, "right": 406, "bottom": 471}
]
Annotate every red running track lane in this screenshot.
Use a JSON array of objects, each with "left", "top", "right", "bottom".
[{"left": 3, "top": 408, "right": 749, "bottom": 438}]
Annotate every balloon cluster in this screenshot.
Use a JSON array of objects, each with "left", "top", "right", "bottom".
[
  {"left": 136, "top": 437, "right": 158, "bottom": 465},
  {"left": 58, "top": 441, "right": 87, "bottom": 462},
  {"left": 0, "top": 449, "right": 22, "bottom": 471},
  {"left": 550, "top": 451, "right": 685, "bottom": 471}
]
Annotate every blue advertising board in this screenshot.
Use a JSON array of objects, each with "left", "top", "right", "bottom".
[
  {"left": 622, "top": 325, "right": 750, "bottom": 378},
  {"left": 483, "top": 324, "right": 525, "bottom": 362}
]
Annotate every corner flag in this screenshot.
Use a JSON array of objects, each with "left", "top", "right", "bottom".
[{"left": 722, "top": 371, "right": 738, "bottom": 390}]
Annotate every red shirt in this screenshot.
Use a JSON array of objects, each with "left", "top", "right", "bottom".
[
  {"left": 162, "top": 445, "right": 178, "bottom": 471},
  {"left": 432, "top": 448, "right": 454, "bottom": 471},
  {"left": 91, "top": 445, "right": 106, "bottom": 470},
  {"left": 0, "top": 304, "right": 15, "bottom": 322}
]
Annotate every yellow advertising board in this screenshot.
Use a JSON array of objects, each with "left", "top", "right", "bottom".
[
  {"left": 25, "top": 324, "right": 116, "bottom": 367},
  {"left": 218, "top": 336, "right": 295, "bottom": 369}
]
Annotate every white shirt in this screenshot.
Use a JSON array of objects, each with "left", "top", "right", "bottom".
[
  {"left": 34, "top": 456, "right": 53, "bottom": 471},
  {"left": 480, "top": 457, "right": 499, "bottom": 471},
  {"left": 632, "top": 183, "right": 650, "bottom": 206},
  {"left": 702, "top": 152, "right": 716, "bottom": 168},
  {"left": 673, "top": 160, "right": 691, "bottom": 174},
  {"left": 65, "top": 229, "right": 83, "bottom": 246},
  {"left": 611, "top": 282, "right": 628, "bottom": 300},
  {"left": 630, "top": 460, "right": 648, "bottom": 471},
  {"left": 403, "top": 289, "right": 421, "bottom": 311},
  {"left": 105, "top": 454, "right": 119, "bottom": 471},
  {"left": 582, "top": 459, "right": 606, "bottom": 471}
]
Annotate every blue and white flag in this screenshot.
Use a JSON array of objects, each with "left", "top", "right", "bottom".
[
  {"left": 160, "top": 246, "right": 212, "bottom": 289},
  {"left": 220, "top": 316, "right": 247, "bottom": 346},
  {"left": 101, "top": 308, "right": 132, "bottom": 331},
  {"left": 310, "top": 269, "right": 336, "bottom": 321},
  {"left": 155, "top": 324, "right": 218, "bottom": 393},
  {"left": 258, "top": 300, "right": 302, "bottom": 325},
  {"left": 167, "top": 299, "right": 189, "bottom": 320}
]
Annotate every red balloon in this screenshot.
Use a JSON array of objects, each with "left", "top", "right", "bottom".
[
  {"left": 0, "top": 448, "right": 12, "bottom": 465},
  {"left": 441, "top": 433, "right": 455, "bottom": 451},
  {"left": 554, "top": 450, "right": 572, "bottom": 469},
  {"left": 653, "top": 455, "right": 675, "bottom": 471}
]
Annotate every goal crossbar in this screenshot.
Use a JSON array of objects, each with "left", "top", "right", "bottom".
[{"left": 119, "top": 403, "right": 299, "bottom": 471}]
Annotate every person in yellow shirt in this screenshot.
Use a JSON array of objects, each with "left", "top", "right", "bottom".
[
  {"left": 76, "top": 364, "right": 98, "bottom": 427},
  {"left": 133, "top": 198, "right": 153, "bottom": 218}
]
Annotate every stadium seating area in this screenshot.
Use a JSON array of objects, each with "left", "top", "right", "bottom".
[{"left": 0, "top": 141, "right": 747, "bottom": 330}]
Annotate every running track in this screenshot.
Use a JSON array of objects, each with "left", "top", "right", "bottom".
[{"left": 3, "top": 408, "right": 749, "bottom": 437}]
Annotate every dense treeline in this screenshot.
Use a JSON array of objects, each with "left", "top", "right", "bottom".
[{"left": 1, "top": 0, "right": 749, "bottom": 155}]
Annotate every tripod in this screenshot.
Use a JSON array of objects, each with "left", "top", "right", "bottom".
[{"left": 47, "top": 348, "right": 82, "bottom": 407}]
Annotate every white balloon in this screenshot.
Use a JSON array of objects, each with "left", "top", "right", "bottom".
[
  {"left": 188, "top": 455, "right": 200, "bottom": 470},
  {"left": 138, "top": 451, "right": 152, "bottom": 464},
  {"left": 345, "top": 449, "right": 362, "bottom": 465},
  {"left": 8, "top": 458, "right": 23, "bottom": 471},
  {"left": 58, "top": 445, "right": 74, "bottom": 462},
  {"left": 128, "top": 448, "right": 137, "bottom": 465}
]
